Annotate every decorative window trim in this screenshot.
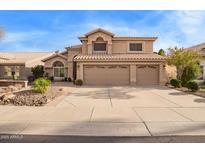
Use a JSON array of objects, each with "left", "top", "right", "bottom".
[{"left": 127, "top": 41, "right": 145, "bottom": 53}]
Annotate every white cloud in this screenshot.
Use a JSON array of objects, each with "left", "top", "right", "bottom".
[
  {"left": 1, "top": 30, "right": 49, "bottom": 43},
  {"left": 161, "top": 11, "right": 205, "bottom": 48}
]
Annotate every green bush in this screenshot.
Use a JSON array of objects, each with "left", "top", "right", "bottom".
[
  {"left": 170, "top": 79, "right": 182, "bottom": 88},
  {"left": 31, "top": 65, "right": 45, "bottom": 79},
  {"left": 33, "top": 78, "right": 51, "bottom": 93},
  {"left": 181, "top": 65, "right": 200, "bottom": 87},
  {"left": 74, "top": 79, "right": 83, "bottom": 86},
  {"left": 186, "top": 81, "right": 199, "bottom": 92}
]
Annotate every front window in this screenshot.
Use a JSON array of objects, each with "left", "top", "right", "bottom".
[
  {"left": 4, "top": 66, "right": 12, "bottom": 77},
  {"left": 94, "top": 43, "right": 107, "bottom": 52},
  {"left": 4, "top": 66, "right": 20, "bottom": 79},
  {"left": 54, "top": 67, "right": 64, "bottom": 77},
  {"left": 129, "top": 43, "right": 143, "bottom": 51},
  {"left": 53, "top": 61, "right": 64, "bottom": 77}
]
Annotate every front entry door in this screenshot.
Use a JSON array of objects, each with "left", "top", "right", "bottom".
[{"left": 54, "top": 67, "right": 65, "bottom": 80}]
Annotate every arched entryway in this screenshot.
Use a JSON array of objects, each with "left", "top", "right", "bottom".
[{"left": 53, "top": 61, "right": 65, "bottom": 80}]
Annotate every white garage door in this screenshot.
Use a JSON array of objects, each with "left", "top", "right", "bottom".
[
  {"left": 84, "top": 65, "right": 130, "bottom": 85},
  {"left": 136, "top": 65, "right": 159, "bottom": 85}
]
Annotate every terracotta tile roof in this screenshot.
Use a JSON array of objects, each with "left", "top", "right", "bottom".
[
  {"left": 41, "top": 53, "right": 67, "bottom": 62},
  {"left": 74, "top": 53, "right": 166, "bottom": 62},
  {"left": 0, "top": 52, "right": 52, "bottom": 66}
]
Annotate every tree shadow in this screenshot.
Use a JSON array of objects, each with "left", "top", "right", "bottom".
[
  {"left": 194, "top": 98, "right": 205, "bottom": 103},
  {"left": 169, "top": 92, "right": 189, "bottom": 96},
  {"left": 72, "top": 87, "right": 136, "bottom": 99}
]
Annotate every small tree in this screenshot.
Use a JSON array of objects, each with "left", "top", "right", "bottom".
[
  {"left": 31, "top": 65, "right": 44, "bottom": 79},
  {"left": 158, "top": 49, "right": 165, "bottom": 56},
  {"left": 167, "top": 47, "right": 202, "bottom": 80}
]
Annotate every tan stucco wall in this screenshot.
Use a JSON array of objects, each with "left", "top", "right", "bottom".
[
  {"left": 82, "top": 33, "right": 155, "bottom": 54},
  {"left": 44, "top": 68, "right": 53, "bottom": 76},
  {"left": 67, "top": 50, "right": 81, "bottom": 79},
  {"left": 165, "top": 65, "right": 177, "bottom": 81},
  {"left": 112, "top": 40, "right": 154, "bottom": 54},
  {"left": 82, "top": 41, "right": 88, "bottom": 54}
]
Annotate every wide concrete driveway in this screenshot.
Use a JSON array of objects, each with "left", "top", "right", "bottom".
[{"left": 1, "top": 86, "right": 205, "bottom": 137}]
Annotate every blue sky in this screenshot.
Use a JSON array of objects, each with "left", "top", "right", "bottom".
[{"left": 0, "top": 10, "right": 205, "bottom": 52}]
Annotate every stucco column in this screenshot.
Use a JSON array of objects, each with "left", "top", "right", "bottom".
[
  {"left": 87, "top": 43, "right": 92, "bottom": 54},
  {"left": 130, "top": 64, "right": 136, "bottom": 85},
  {"left": 77, "top": 63, "right": 83, "bottom": 80},
  {"left": 108, "top": 43, "right": 112, "bottom": 54},
  {"left": 159, "top": 63, "right": 165, "bottom": 85},
  {"left": 67, "top": 61, "right": 73, "bottom": 78}
]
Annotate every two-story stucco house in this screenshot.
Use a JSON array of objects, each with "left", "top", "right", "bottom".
[{"left": 42, "top": 28, "right": 167, "bottom": 85}]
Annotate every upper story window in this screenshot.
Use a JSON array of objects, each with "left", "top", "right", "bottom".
[
  {"left": 94, "top": 43, "right": 107, "bottom": 51},
  {"left": 93, "top": 37, "right": 107, "bottom": 53},
  {"left": 129, "top": 43, "right": 143, "bottom": 52}
]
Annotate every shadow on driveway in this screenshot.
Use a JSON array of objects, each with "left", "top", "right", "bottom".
[
  {"left": 194, "top": 98, "right": 205, "bottom": 103},
  {"left": 72, "top": 88, "right": 136, "bottom": 99}
]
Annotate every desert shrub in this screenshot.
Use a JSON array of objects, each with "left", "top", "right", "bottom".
[
  {"left": 74, "top": 79, "right": 83, "bottom": 86},
  {"left": 33, "top": 78, "right": 51, "bottom": 93},
  {"left": 186, "top": 81, "right": 199, "bottom": 92},
  {"left": 68, "top": 77, "right": 72, "bottom": 82},
  {"left": 31, "top": 65, "right": 44, "bottom": 79},
  {"left": 170, "top": 79, "right": 182, "bottom": 88}
]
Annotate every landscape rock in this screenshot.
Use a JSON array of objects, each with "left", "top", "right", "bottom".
[{"left": 0, "top": 87, "right": 63, "bottom": 106}]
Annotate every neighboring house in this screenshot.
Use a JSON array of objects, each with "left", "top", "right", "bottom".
[
  {"left": 0, "top": 52, "right": 53, "bottom": 80},
  {"left": 42, "top": 28, "right": 167, "bottom": 85},
  {"left": 185, "top": 42, "right": 205, "bottom": 80}
]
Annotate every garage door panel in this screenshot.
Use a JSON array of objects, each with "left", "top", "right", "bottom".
[
  {"left": 84, "top": 65, "right": 130, "bottom": 85},
  {"left": 136, "top": 65, "right": 159, "bottom": 85}
]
